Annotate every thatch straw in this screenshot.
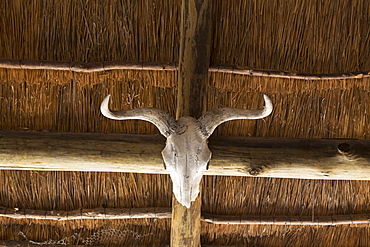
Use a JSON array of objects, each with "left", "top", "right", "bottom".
[
  {"left": 1, "top": 170, "right": 370, "bottom": 244},
  {"left": 1, "top": 0, "right": 370, "bottom": 245},
  {"left": 202, "top": 176, "right": 370, "bottom": 217},
  {"left": 0, "top": 0, "right": 181, "bottom": 63},
  {"left": 1, "top": 67, "right": 370, "bottom": 139},
  {"left": 207, "top": 74, "right": 370, "bottom": 139},
  {"left": 1, "top": 0, "right": 370, "bottom": 139},
  {"left": 0, "top": 171, "right": 172, "bottom": 211},
  {"left": 1, "top": 0, "right": 369, "bottom": 74},
  {"left": 202, "top": 224, "right": 370, "bottom": 246},
  {"left": 212, "top": 0, "right": 370, "bottom": 74},
  {"left": 0, "top": 68, "right": 177, "bottom": 133},
  {"left": 0, "top": 218, "right": 171, "bottom": 246}
]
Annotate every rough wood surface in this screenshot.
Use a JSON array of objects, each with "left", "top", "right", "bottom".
[
  {"left": 0, "top": 131, "right": 166, "bottom": 173},
  {"left": 171, "top": 190, "right": 202, "bottom": 246},
  {"left": 175, "top": 1, "right": 212, "bottom": 119},
  {"left": 171, "top": 0, "right": 212, "bottom": 245},
  {"left": 1, "top": 131, "right": 370, "bottom": 180}
]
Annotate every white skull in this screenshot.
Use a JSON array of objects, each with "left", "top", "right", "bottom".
[
  {"left": 161, "top": 117, "right": 212, "bottom": 208},
  {"left": 101, "top": 94, "right": 272, "bottom": 208}
]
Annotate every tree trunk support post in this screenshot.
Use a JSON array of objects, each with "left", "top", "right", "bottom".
[{"left": 171, "top": 0, "right": 212, "bottom": 246}]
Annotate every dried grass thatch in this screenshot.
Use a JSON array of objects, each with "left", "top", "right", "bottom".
[
  {"left": 1, "top": 0, "right": 369, "bottom": 73},
  {"left": 1, "top": 170, "right": 370, "bottom": 245},
  {"left": 1, "top": 68, "right": 370, "bottom": 140},
  {"left": 1, "top": 0, "right": 370, "bottom": 246}
]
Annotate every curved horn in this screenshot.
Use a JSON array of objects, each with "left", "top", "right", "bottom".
[
  {"left": 198, "top": 94, "right": 273, "bottom": 138},
  {"left": 101, "top": 95, "right": 176, "bottom": 137}
]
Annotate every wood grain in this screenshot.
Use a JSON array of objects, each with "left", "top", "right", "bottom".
[{"left": 1, "top": 131, "right": 370, "bottom": 180}]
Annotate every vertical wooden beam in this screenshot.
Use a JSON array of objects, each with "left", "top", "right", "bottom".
[
  {"left": 171, "top": 189, "right": 203, "bottom": 246},
  {"left": 171, "top": 0, "right": 212, "bottom": 246},
  {"left": 175, "top": 0, "right": 212, "bottom": 120}
]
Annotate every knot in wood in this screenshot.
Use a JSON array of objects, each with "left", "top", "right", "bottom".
[
  {"left": 337, "top": 143, "right": 354, "bottom": 155},
  {"left": 337, "top": 143, "right": 358, "bottom": 160}
]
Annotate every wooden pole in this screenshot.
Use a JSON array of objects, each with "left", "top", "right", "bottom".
[
  {"left": 175, "top": 0, "right": 212, "bottom": 120},
  {"left": 1, "top": 58, "right": 370, "bottom": 80},
  {"left": 171, "top": 0, "right": 212, "bottom": 246},
  {"left": 3, "top": 131, "right": 370, "bottom": 180}
]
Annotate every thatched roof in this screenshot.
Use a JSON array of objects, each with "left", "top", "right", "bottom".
[{"left": 1, "top": 0, "right": 370, "bottom": 246}]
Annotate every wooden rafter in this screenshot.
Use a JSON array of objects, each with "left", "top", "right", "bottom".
[
  {"left": 1, "top": 58, "right": 369, "bottom": 80},
  {"left": 2, "top": 131, "right": 370, "bottom": 180}
]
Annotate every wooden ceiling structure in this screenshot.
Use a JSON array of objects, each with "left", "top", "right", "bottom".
[{"left": 1, "top": 0, "right": 370, "bottom": 246}]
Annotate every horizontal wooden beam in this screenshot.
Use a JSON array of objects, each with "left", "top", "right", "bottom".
[
  {"left": 202, "top": 213, "right": 370, "bottom": 226},
  {"left": 1, "top": 131, "right": 370, "bottom": 180},
  {"left": 0, "top": 58, "right": 369, "bottom": 80},
  {"left": 1, "top": 206, "right": 369, "bottom": 226},
  {"left": 0, "top": 206, "right": 171, "bottom": 220}
]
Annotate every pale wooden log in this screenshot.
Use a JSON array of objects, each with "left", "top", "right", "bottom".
[
  {"left": 0, "top": 131, "right": 166, "bottom": 173},
  {"left": 1, "top": 131, "right": 370, "bottom": 180},
  {"left": 208, "top": 136, "right": 370, "bottom": 180},
  {"left": 1, "top": 58, "right": 370, "bottom": 80}
]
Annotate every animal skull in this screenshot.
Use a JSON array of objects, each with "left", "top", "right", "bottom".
[{"left": 101, "top": 94, "right": 273, "bottom": 208}]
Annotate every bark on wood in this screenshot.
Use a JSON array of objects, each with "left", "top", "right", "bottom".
[
  {"left": 1, "top": 131, "right": 370, "bottom": 180},
  {"left": 1, "top": 58, "right": 369, "bottom": 80}
]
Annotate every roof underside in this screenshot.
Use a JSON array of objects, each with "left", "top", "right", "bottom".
[{"left": 1, "top": 0, "right": 370, "bottom": 246}]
